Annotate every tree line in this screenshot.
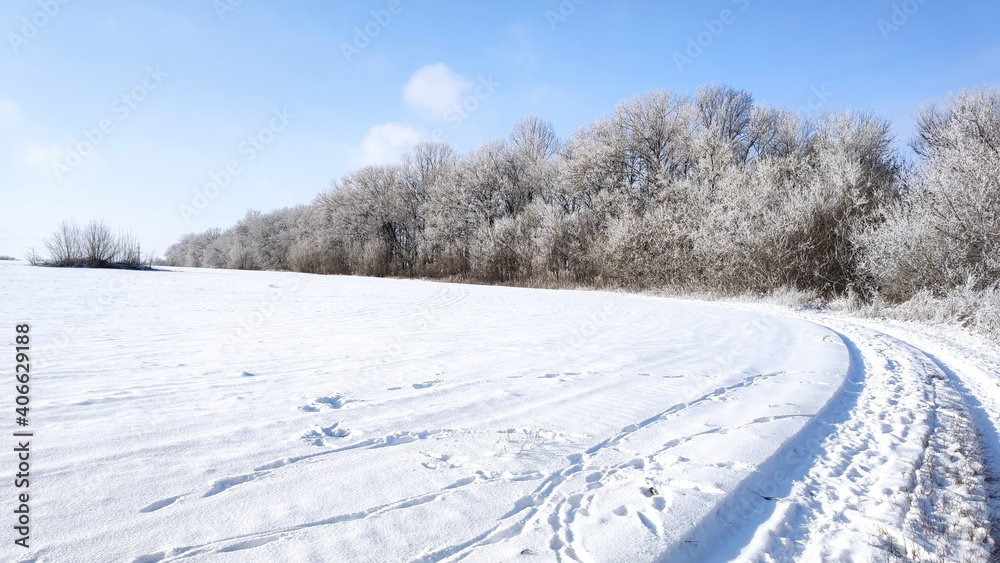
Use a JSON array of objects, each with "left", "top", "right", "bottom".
[{"left": 164, "top": 84, "right": 1000, "bottom": 307}]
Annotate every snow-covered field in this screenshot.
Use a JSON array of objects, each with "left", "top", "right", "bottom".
[{"left": 1, "top": 261, "right": 997, "bottom": 562}]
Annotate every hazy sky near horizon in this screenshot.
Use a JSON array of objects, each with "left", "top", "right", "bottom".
[{"left": 1, "top": 0, "right": 998, "bottom": 258}]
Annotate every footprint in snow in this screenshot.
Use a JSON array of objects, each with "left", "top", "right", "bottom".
[
  {"left": 421, "top": 452, "right": 466, "bottom": 470},
  {"left": 413, "top": 379, "right": 442, "bottom": 389},
  {"left": 301, "top": 423, "right": 351, "bottom": 446},
  {"left": 298, "top": 395, "right": 349, "bottom": 411}
]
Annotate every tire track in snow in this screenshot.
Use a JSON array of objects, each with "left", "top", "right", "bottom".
[
  {"left": 820, "top": 318, "right": 1000, "bottom": 561},
  {"left": 701, "top": 320, "right": 993, "bottom": 562}
]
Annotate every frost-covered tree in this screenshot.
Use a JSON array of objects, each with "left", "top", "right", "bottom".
[
  {"left": 695, "top": 84, "right": 754, "bottom": 165},
  {"left": 316, "top": 163, "right": 424, "bottom": 276},
  {"left": 420, "top": 164, "right": 473, "bottom": 276},
  {"left": 159, "top": 84, "right": 1000, "bottom": 310},
  {"left": 557, "top": 120, "right": 625, "bottom": 213},
  {"left": 691, "top": 111, "right": 899, "bottom": 295},
  {"left": 612, "top": 90, "right": 696, "bottom": 208},
  {"left": 860, "top": 88, "right": 1000, "bottom": 299}
]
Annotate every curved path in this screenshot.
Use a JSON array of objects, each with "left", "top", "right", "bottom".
[{"left": 714, "top": 313, "right": 997, "bottom": 562}]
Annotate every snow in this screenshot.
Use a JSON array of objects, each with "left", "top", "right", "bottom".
[
  {"left": 732, "top": 319, "right": 992, "bottom": 562},
  {"left": 0, "top": 261, "right": 995, "bottom": 562}
]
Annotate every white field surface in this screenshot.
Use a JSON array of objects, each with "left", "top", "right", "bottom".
[{"left": 0, "top": 261, "right": 996, "bottom": 562}]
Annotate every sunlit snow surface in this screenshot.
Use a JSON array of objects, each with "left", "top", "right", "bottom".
[{"left": 0, "top": 262, "right": 849, "bottom": 562}]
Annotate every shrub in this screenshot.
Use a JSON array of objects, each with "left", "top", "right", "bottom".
[{"left": 36, "top": 218, "right": 146, "bottom": 269}]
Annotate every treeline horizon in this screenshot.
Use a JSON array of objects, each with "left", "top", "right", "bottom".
[{"left": 164, "top": 84, "right": 1000, "bottom": 308}]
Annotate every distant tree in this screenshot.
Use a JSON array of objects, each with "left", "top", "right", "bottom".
[
  {"left": 44, "top": 219, "right": 82, "bottom": 264},
  {"left": 315, "top": 164, "right": 420, "bottom": 276},
  {"left": 37, "top": 218, "right": 146, "bottom": 269}
]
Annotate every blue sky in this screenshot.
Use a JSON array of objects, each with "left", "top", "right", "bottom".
[{"left": 1, "top": 0, "right": 998, "bottom": 258}]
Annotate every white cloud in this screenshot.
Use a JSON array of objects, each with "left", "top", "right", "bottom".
[
  {"left": 403, "top": 63, "right": 469, "bottom": 118},
  {"left": 357, "top": 122, "right": 423, "bottom": 166},
  {"left": 22, "top": 143, "right": 64, "bottom": 169},
  {"left": 0, "top": 99, "right": 19, "bottom": 122}
]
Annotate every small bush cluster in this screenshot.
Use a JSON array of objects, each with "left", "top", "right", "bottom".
[{"left": 30, "top": 218, "right": 150, "bottom": 269}]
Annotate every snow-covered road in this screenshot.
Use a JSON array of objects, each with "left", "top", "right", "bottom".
[
  {"left": 732, "top": 316, "right": 996, "bottom": 562},
  {"left": 1, "top": 262, "right": 997, "bottom": 562}
]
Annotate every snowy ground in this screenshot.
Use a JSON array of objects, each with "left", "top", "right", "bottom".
[{"left": 0, "top": 261, "right": 996, "bottom": 562}]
